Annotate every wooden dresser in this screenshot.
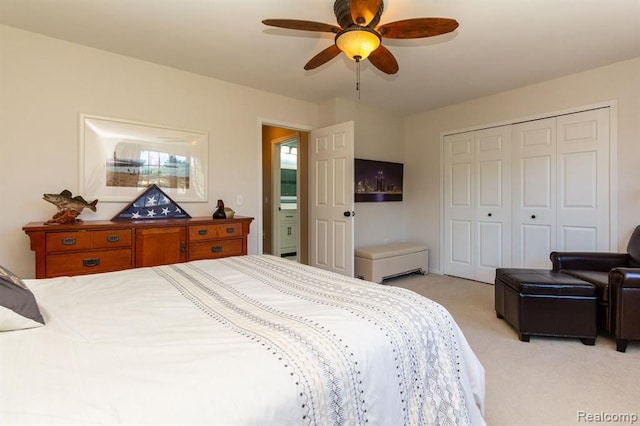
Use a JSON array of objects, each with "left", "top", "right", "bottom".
[{"left": 23, "top": 216, "right": 253, "bottom": 278}]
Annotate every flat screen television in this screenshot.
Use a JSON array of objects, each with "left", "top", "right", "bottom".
[{"left": 354, "top": 158, "right": 403, "bottom": 202}]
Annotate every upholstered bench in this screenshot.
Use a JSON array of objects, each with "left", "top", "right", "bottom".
[
  {"left": 355, "top": 242, "right": 428, "bottom": 284},
  {"left": 494, "top": 268, "right": 597, "bottom": 345}
]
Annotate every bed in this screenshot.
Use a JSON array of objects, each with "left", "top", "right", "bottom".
[{"left": 1, "top": 255, "right": 485, "bottom": 425}]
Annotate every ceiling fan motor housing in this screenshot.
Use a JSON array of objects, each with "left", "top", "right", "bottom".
[{"left": 334, "top": 0, "right": 383, "bottom": 28}]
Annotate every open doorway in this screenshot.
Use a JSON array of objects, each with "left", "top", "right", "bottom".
[
  {"left": 273, "top": 137, "right": 298, "bottom": 260},
  {"left": 261, "top": 125, "right": 309, "bottom": 264}
]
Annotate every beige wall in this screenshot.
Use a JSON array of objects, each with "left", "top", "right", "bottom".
[
  {"left": 4, "top": 24, "right": 638, "bottom": 279},
  {"left": 404, "top": 57, "right": 640, "bottom": 273},
  {"left": 0, "top": 25, "right": 319, "bottom": 277}
]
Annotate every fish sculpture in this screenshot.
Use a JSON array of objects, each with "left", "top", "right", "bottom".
[{"left": 43, "top": 190, "right": 98, "bottom": 213}]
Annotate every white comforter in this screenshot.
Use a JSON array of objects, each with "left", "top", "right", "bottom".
[{"left": 1, "top": 255, "right": 485, "bottom": 425}]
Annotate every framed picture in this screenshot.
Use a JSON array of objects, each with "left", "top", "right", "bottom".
[
  {"left": 354, "top": 158, "right": 404, "bottom": 202},
  {"left": 79, "top": 114, "right": 209, "bottom": 202}
]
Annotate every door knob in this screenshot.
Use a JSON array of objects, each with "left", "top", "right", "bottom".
[
  {"left": 343, "top": 211, "right": 351, "bottom": 217},
  {"left": 488, "top": 213, "right": 492, "bottom": 217},
  {"left": 531, "top": 215, "right": 536, "bottom": 219}
]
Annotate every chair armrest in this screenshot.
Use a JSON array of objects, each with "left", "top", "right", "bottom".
[
  {"left": 609, "top": 268, "right": 640, "bottom": 289},
  {"left": 550, "top": 251, "right": 630, "bottom": 271}
]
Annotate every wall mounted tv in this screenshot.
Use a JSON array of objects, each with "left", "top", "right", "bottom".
[{"left": 354, "top": 158, "right": 403, "bottom": 202}]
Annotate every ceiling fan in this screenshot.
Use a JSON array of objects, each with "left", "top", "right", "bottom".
[{"left": 262, "top": 0, "right": 459, "bottom": 75}]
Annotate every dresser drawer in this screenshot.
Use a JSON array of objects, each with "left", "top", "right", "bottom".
[
  {"left": 92, "top": 229, "right": 132, "bottom": 248},
  {"left": 46, "top": 249, "right": 133, "bottom": 277},
  {"left": 46, "top": 229, "right": 132, "bottom": 252},
  {"left": 189, "top": 223, "right": 242, "bottom": 241},
  {"left": 188, "top": 238, "right": 243, "bottom": 260},
  {"left": 46, "top": 231, "right": 93, "bottom": 252}
]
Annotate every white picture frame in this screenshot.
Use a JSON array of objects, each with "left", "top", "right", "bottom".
[{"left": 79, "top": 114, "right": 208, "bottom": 203}]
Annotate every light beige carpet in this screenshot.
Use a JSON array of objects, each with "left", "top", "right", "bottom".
[{"left": 389, "top": 273, "right": 640, "bottom": 426}]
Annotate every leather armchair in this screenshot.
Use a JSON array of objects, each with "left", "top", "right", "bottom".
[
  {"left": 608, "top": 268, "right": 640, "bottom": 351},
  {"left": 550, "top": 225, "right": 640, "bottom": 352}
]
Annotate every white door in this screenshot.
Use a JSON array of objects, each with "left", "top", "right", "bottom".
[
  {"left": 512, "top": 117, "right": 557, "bottom": 268},
  {"left": 444, "top": 108, "right": 611, "bottom": 278},
  {"left": 309, "top": 121, "right": 355, "bottom": 276},
  {"left": 512, "top": 108, "right": 610, "bottom": 266},
  {"left": 556, "top": 108, "right": 610, "bottom": 251},
  {"left": 474, "top": 126, "right": 512, "bottom": 283},
  {"left": 443, "top": 131, "right": 475, "bottom": 280},
  {"left": 443, "top": 126, "right": 511, "bottom": 283}
]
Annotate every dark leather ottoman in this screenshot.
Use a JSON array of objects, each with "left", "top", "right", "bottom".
[{"left": 495, "top": 268, "right": 597, "bottom": 345}]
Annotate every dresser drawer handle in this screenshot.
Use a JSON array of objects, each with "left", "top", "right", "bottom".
[
  {"left": 62, "top": 238, "right": 77, "bottom": 245},
  {"left": 198, "top": 229, "right": 208, "bottom": 235},
  {"left": 82, "top": 258, "right": 100, "bottom": 267},
  {"left": 211, "top": 246, "right": 223, "bottom": 253},
  {"left": 106, "top": 235, "right": 120, "bottom": 242},
  {"left": 226, "top": 227, "right": 235, "bottom": 234}
]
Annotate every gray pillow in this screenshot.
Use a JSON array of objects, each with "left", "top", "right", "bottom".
[{"left": 0, "top": 265, "right": 45, "bottom": 331}]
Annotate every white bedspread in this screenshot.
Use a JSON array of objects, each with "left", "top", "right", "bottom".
[{"left": 0, "top": 255, "right": 485, "bottom": 425}]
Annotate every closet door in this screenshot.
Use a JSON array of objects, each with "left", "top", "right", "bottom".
[
  {"left": 444, "top": 126, "right": 511, "bottom": 282},
  {"left": 512, "top": 118, "right": 557, "bottom": 268},
  {"left": 474, "top": 126, "right": 511, "bottom": 283},
  {"left": 444, "top": 107, "right": 610, "bottom": 279},
  {"left": 444, "top": 131, "right": 475, "bottom": 280},
  {"left": 512, "top": 108, "right": 610, "bottom": 267},
  {"left": 556, "top": 108, "right": 610, "bottom": 251}
]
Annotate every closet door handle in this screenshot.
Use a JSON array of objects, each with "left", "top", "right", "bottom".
[
  {"left": 531, "top": 215, "right": 536, "bottom": 219},
  {"left": 487, "top": 213, "right": 492, "bottom": 217}
]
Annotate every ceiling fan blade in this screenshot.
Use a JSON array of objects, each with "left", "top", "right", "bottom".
[
  {"left": 377, "top": 18, "right": 459, "bottom": 39},
  {"left": 368, "top": 45, "right": 399, "bottom": 75},
  {"left": 304, "top": 45, "right": 342, "bottom": 70},
  {"left": 350, "top": 0, "right": 383, "bottom": 26},
  {"left": 262, "top": 19, "right": 341, "bottom": 33}
]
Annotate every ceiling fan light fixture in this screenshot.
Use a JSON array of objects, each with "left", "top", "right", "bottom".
[{"left": 335, "top": 27, "right": 381, "bottom": 61}]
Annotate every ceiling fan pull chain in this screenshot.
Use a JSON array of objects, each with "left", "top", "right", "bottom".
[{"left": 356, "top": 56, "right": 361, "bottom": 99}]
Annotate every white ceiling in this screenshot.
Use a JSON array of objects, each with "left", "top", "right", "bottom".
[{"left": 1, "top": 0, "right": 639, "bottom": 116}]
